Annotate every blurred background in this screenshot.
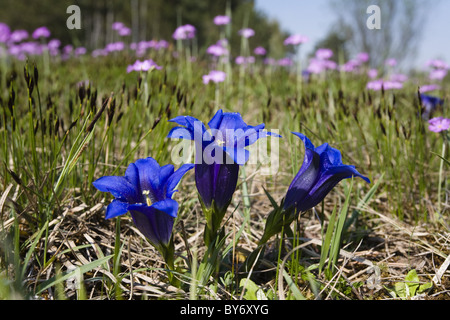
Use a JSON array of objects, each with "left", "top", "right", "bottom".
[{"left": 0, "top": 0, "right": 448, "bottom": 70}]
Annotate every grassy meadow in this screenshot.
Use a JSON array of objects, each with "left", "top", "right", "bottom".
[{"left": 0, "top": 23, "right": 449, "bottom": 301}]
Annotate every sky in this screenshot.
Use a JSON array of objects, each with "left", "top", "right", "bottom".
[{"left": 255, "top": 0, "right": 450, "bottom": 70}]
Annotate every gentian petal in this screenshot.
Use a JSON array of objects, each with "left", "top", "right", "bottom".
[
  {"left": 92, "top": 176, "right": 138, "bottom": 202},
  {"left": 160, "top": 164, "right": 175, "bottom": 188},
  {"left": 284, "top": 133, "right": 321, "bottom": 211},
  {"left": 291, "top": 132, "right": 316, "bottom": 150},
  {"left": 216, "top": 112, "right": 248, "bottom": 131},
  {"left": 168, "top": 115, "right": 212, "bottom": 151},
  {"left": 285, "top": 133, "right": 370, "bottom": 213},
  {"left": 207, "top": 109, "right": 224, "bottom": 130},
  {"left": 165, "top": 163, "right": 195, "bottom": 198},
  {"left": 151, "top": 198, "right": 179, "bottom": 218},
  {"left": 296, "top": 168, "right": 361, "bottom": 212},
  {"left": 213, "top": 162, "right": 240, "bottom": 212},
  {"left": 134, "top": 157, "right": 162, "bottom": 201},
  {"left": 124, "top": 163, "right": 140, "bottom": 190},
  {"left": 105, "top": 199, "right": 129, "bottom": 219},
  {"left": 194, "top": 162, "right": 216, "bottom": 208},
  {"left": 223, "top": 145, "right": 250, "bottom": 165},
  {"left": 128, "top": 204, "right": 175, "bottom": 246},
  {"left": 167, "top": 126, "right": 194, "bottom": 140},
  {"left": 168, "top": 115, "right": 195, "bottom": 127},
  {"left": 325, "top": 165, "right": 371, "bottom": 184}
]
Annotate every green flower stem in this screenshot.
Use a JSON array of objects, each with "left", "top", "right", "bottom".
[
  {"left": 157, "top": 237, "right": 178, "bottom": 287},
  {"left": 436, "top": 136, "right": 447, "bottom": 219}
]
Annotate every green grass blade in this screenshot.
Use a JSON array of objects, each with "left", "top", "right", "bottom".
[
  {"left": 35, "top": 254, "right": 114, "bottom": 295},
  {"left": 319, "top": 204, "right": 337, "bottom": 274},
  {"left": 328, "top": 179, "right": 353, "bottom": 273},
  {"left": 282, "top": 270, "right": 306, "bottom": 300},
  {"left": 21, "top": 220, "right": 49, "bottom": 280}
]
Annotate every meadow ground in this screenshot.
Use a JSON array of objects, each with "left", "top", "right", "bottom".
[{"left": 0, "top": 35, "right": 449, "bottom": 300}]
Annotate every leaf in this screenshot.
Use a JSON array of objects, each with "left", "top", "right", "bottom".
[
  {"left": 418, "top": 281, "right": 433, "bottom": 294},
  {"left": 431, "top": 151, "right": 450, "bottom": 166},
  {"left": 328, "top": 179, "right": 353, "bottom": 272},
  {"left": 319, "top": 204, "right": 337, "bottom": 274},
  {"left": 282, "top": 271, "right": 306, "bottom": 300},
  {"left": 35, "top": 255, "right": 114, "bottom": 295},
  {"left": 387, "top": 269, "right": 431, "bottom": 299},
  {"left": 21, "top": 220, "right": 49, "bottom": 280},
  {"left": 239, "top": 278, "right": 260, "bottom": 300},
  {"left": 262, "top": 186, "right": 279, "bottom": 210},
  {"left": 404, "top": 269, "right": 420, "bottom": 297}
]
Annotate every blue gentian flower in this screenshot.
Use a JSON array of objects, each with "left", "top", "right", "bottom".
[
  {"left": 168, "top": 109, "right": 280, "bottom": 213},
  {"left": 92, "top": 157, "right": 194, "bottom": 248},
  {"left": 168, "top": 109, "right": 280, "bottom": 245},
  {"left": 284, "top": 133, "right": 370, "bottom": 213},
  {"left": 243, "top": 133, "right": 370, "bottom": 271},
  {"left": 420, "top": 94, "right": 444, "bottom": 119}
]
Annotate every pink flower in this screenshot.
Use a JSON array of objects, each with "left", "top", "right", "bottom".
[
  {"left": 112, "top": 22, "right": 125, "bottom": 30},
  {"left": 429, "top": 69, "right": 447, "bottom": 81},
  {"left": 238, "top": 28, "right": 255, "bottom": 38},
  {"left": 426, "top": 59, "right": 448, "bottom": 70},
  {"left": 254, "top": 46, "right": 266, "bottom": 56},
  {"left": 340, "top": 60, "right": 360, "bottom": 72},
  {"left": 307, "top": 59, "right": 326, "bottom": 74},
  {"left": 428, "top": 117, "right": 450, "bottom": 133},
  {"left": 127, "top": 59, "right": 162, "bottom": 73},
  {"left": 74, "top": 47, "right": 86, "bottom": 56},
  {"left": 383, "top": 81, "right": 403, "bottom": 90},
  {"left": 118, "top": 27, "right": 131, "bottom": 36},
  {"left": 419, "top": 84, "right": 441, "bottom": 93},
  {"left": 366, "top": 79, "right": 383, "bottom": 90},
  {"left": 357, "top": 52, "right": 370, "bottom": 62},
  {"left": 385, "top": 58, "right": 397, "bottom": 67},
  {"left": 278, "top": 57, "right": 293, "bottom": 66},
  {"left": 206, "top": 43, "right": 228, "bottom": 57},
  {"left": 47, "top": 39, "right": 61, "bottom": 56},
  {"left": 366, "top": 80, "right": 403, "bottom": 91},
  {"left": 307, "top": 58, "right": 336, "bottom": 74},
  {"left": 264, "top": 58, "right": 276, "bottom": 65},
  {"left": 213, "top": 15, "right": 230, "bottom": 26},
  {"left": 315, "top": 48, "right": 333, "bottom": 60},
  {"left": 202, "top": 70, "right": 226, "bottom": 84},
  {"left": 235, "top": 56, "right": 254, "bottom": 65},
  {"left": 0, "top": 23, "right": 11, "bottom": 43},
  {"left": 32, "top": 26, "right": 51, "bottom": 39},
  {"left": 284, "top": 34, "right": 308, "bottom": 46},
  {"left": 390, "top": 74, "right": 408, "bottom": 83},
  {"left": 92, "top": 49, "right": 107, "bottom": 57},
  {"left": 173, "top": 24, "right": 196, "bottom": 40},
  {"left": 368, "top": 69, "right": 378, "bottom": 79},
  {"left": 9, "top": 30, "right": 28, "bottom": 43},
  {"left": 105, "top": 42, "right": 125, "bottom": 52}
]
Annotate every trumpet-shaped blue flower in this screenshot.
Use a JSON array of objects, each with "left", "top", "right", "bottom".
[
  {"left": 168, "top": 110, "right": 280, "bottom": 244},
  {"left": 284, "top": 133, "right": 370, "bottom": 214},
  {"left": 92, "top": 157, "right": 194, "bottom": 247},
  {"left": 168, "top": 109, "right": 279, "bottom": 211}
]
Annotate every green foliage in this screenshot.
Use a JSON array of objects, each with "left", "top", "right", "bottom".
[
  {"left": 385, "top": 269, "right": 433, "bottom": 299},
  {"left": 239, "top": 278, "right": 274, "bottom": 300}
]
